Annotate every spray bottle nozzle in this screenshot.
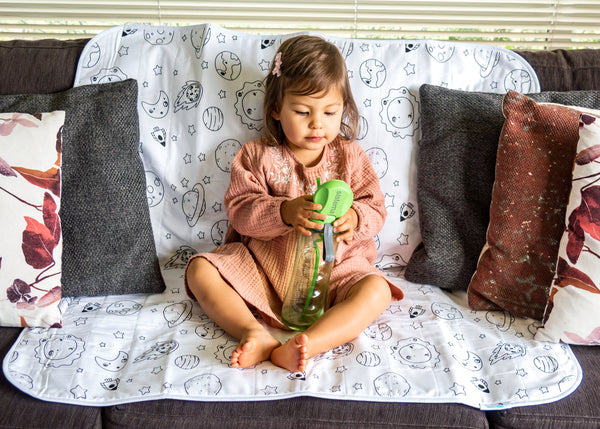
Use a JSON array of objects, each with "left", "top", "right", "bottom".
[
  {"left": 311, "top": 179, "right": 354, "bottom": 262},
  {"left": 311, "top": 178, "right": 354, "bottom": 224}
]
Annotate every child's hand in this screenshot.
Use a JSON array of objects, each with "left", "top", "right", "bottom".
[
  {"left": 281, "top": 195, "right": 328, "bottom": 236},
  {"left": 333, "top": 207, "right": 358, "bottom": 242}
]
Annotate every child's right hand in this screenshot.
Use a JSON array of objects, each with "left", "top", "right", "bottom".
[{"left": 281, "top": 195, "right": 328, "bottom": 236}]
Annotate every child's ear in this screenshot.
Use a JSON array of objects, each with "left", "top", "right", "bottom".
[{"left": 271, "top": 111, "right": 281, "bottom": 121}]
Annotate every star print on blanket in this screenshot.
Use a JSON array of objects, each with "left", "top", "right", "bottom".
[
  {"left": 72, "top": 24, "right": 539, "bottom": 274},
  {"left": 3, "top": 271, "right": 580, "bottom": 409}
]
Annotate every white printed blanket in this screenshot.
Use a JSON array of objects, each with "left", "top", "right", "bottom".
[
  {"left": 3, "top": 25, "right": 571, "bottom": 409},
  {"left": 3, "top": 270, "right": 581, "bottom": 409}
]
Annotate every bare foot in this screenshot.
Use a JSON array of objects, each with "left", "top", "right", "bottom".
[
  {"left": 231, "top": 329, "right": 281, "bottom": 368},
  {"left": 270, "top": 333, "right": 309, "bottom": 372}
]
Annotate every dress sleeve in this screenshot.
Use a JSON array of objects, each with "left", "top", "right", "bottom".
[
  {"left": 346, "top": 142, "right": 387, "bottom": 240},
  {"left": 224, "top": 141, "right": 292, "bottom": 240}
]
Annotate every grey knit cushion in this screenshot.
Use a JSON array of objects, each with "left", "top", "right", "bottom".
[
  {"left": 405, "top": 84, "right": 600, "bottom": 291},
  {"left": 0, "top": 79, "right": 165, "bottom": 297}
]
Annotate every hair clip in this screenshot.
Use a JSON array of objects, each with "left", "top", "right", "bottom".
[{"left": 272, "top": 52, "right": 282, "bottom": 77}]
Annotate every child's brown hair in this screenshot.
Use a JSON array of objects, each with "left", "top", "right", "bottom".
[{"left": 263, "top": 35, "right": 359, "bottom": 146}]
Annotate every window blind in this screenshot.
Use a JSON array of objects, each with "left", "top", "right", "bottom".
[{"left": 1, "top": 0, "right": 599, "bottom": 49}]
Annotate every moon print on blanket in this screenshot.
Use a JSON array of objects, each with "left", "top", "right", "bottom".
[
  {"left": 145, "top": 171, "right": 164, "bottom": 207},
  {"left": 143, "top": 28, "right": 174, "bottom": 45},
  {"left": 365, "top": 147, "right": 388, "bottom": 179},
  {"left": 191, "top": 27, "right": 211, "bottom": 59},
  {"left": 426, "top": 43, "right": 455, "bottom": 62},
  {"left": 95, "top": 351, "right": 129, "bottom": 372},
  {"left": 452, "top": 349, "right": 484, "bottom": 371},
  {"left": 215, "top": 139, "right": 241, "bottom": 173},
  {"left": 142, "top": 91, "right": 170, "bottom": 120},
  {"left": 190, "top": 27, "right": 211, "bottom": 59}
]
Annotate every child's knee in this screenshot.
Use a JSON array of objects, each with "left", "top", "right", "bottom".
[
  {"left": 187, "top": 256, "right": 209, "bottom": 274},
  {"left": 349, "top": 275, "right": 391, "bottom": 304},
  {"left": 371, "top": 276, "right": 392, "bottom": 303},
  {"left": 186, "top": 257, "right": 215, "bottom": 288}
]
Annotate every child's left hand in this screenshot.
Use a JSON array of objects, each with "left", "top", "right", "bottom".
[{"left": 333, "top": 208, "right": 358, "bottom": 242}]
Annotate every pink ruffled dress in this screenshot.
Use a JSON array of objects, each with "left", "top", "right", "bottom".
[{"left": 184, "top": 137, "right": 404, "bottom": 328}]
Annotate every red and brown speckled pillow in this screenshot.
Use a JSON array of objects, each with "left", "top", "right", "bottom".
[{"left": 467, "top": 91, "right": 587, "bottom": 320}]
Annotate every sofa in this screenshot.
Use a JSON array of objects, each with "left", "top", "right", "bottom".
[{"left": 1, "top": 36, "right": 600, "bottom": 429}]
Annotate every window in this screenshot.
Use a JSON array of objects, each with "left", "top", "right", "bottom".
[{"left": 1, "top": 0, "right": 599, "bottom": 49}]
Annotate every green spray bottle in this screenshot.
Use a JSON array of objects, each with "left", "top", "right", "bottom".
[{"left": 281, "top": 179, "right": 354, "bottom": 331}]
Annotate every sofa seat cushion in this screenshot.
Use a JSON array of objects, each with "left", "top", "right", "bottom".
[
  {"left": 0, "top": 327, "right": 102, "bottom": 429},
  {"left": 103, "top": 397, "right": 489, "bottom": 429},
  {"left": 487, "top": 345, "right": 600, "bottom": 429}
]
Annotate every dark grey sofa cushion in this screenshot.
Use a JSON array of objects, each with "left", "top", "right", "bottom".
[
  {"left": 0, "top": 327, "right": 102, "bottom": 428},
  {"left": 405, "top": 84, "right": 600, "bottom": 291},
  {"left": 104, "top": 396, "right": 488, "bottom": 429},
  {"left": 488, "top": 345, "right": 600, "bottom": 429},
  {"left": 0, "top": 79, "right": 165, "bottom": 297}
]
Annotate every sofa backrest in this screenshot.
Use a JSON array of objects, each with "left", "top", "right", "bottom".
[
  {"left": 2, "top": 38, "right": 600, "bottom": 94},
  {"left": 0, "top": 38, "right": 89, "bottom": 95},
  {"left": 517, "top": 49, "right": 600, "bottom": 91}
]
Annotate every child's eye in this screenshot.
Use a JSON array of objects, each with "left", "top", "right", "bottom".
[
  {"left": 295, "top": 111, "right": 309, "bottom": 115},
  {"left": 325, "top": 111, "right": 337, "bottom": 116}
]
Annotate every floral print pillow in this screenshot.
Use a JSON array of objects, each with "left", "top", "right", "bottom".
[
  {"left": 535, "top": 113, "right": 600, "bottom": 344},
  {"left": 0, "top": 111, "right": 64, "bottom": 327}
]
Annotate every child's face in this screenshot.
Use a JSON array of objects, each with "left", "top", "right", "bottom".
[{"left": 272, "top": 88, "right": 344, "bottom": 166}]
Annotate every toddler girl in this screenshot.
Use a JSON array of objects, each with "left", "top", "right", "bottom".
[{"left": 185, "top": 35, "right": 404, "bottom": 372}]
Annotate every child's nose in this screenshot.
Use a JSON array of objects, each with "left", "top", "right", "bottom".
[{"left": 310, "top": 114, "right": 323, "bottom": 128}]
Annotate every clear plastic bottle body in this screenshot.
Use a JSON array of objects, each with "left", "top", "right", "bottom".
[{"left": 281, "top": 229, "right": 338, "bottom": 331}]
